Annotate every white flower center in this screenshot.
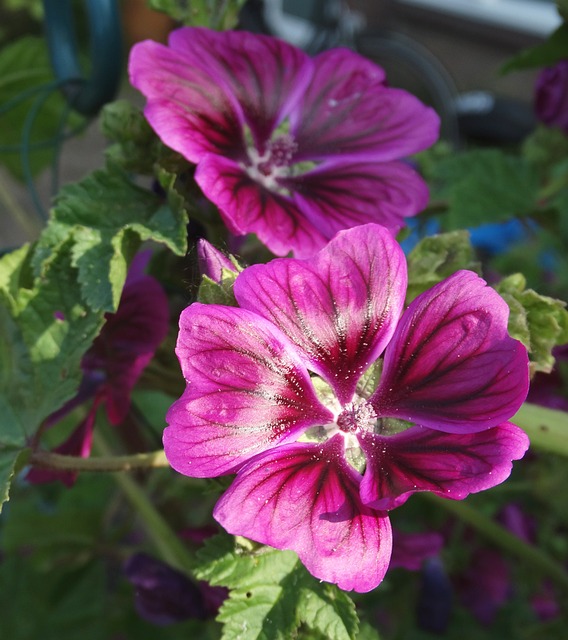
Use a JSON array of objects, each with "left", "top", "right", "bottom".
[{"left": 245, "top": 134, "right": 298, "bottom": 191}]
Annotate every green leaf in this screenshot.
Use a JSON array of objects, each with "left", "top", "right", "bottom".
[
  {"left": 197, "top": 270, "right": 239, "bottom": 306},
  {"left": 522, "top": 125, "right": 568, "bottom": 176},
  {"left": 0, "top": 36, "right": 84, "bottom": 180},
  {"left": 149, "top": 0, "right": 247, "bottom": 29},
  {"left": 406, "top": 231, "right": 481, "bottom": 303},
  {"left": 101, "top": 100, "right": 159, "bottom": 174},
  {"left": 513, "top": 403, "right": 568, "bottom": 457},
  {"left": 0, "top": 446, "right": 28, "bottom": 508},
  {"left": 0, "top": 244, "right": 104, "bottom": 510},
  {"left": 496, "top": 273, "right": 568, "bottom": 374},
  {"left": 431, "top": 150, "right": 540, "bottom": 230},
  {"left": 195, "top": 534, "right": 359, "bottom": 640},
  {"left": 501, "top": 24, "right": 568, "bottom": 74},
  {"left": 32, "top": 167, "right": 188, "bottom": 312}
]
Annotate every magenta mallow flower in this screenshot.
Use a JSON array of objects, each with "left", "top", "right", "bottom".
[
  {"left": 129, "top": 28, "right": 439, "bottom": 258},
  {"left": 28, "top": 253, "right": 169, "bottom": 486},
  {"left": 164, "top": 224, "right": 530, "bottom": 592},
  {"left": 535, "top": 60, "right": 568, "bottom": 135}
]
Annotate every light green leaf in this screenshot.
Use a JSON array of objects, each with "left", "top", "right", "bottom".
[
  {"left": 431, "top": 150, "right": 539, "bottom": 230},
  {"left": 406, "top": 231, "right": 480, "bottom": 303},
  {"left": 0, "top": 244, "right": 105, "bottom": 510},
  {"left": 513, "top": 402, "right": 568, "bottom": 457},
  {"left": 32, "top": 167, "right": 188, "bottom": 312},
  {"left": 0, "top": 446, "right": 28, "bottom": 508},
  {"left": 195, "top": 534, "right": 359, "bottom": 640},
  {"left": 496, "top": 273, "right": 568, "bottom": 374}
]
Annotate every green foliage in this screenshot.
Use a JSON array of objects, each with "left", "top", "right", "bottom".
[
  {"left": 197, "top": 270, "right": 240, "bottom": 306},
  {"left": 0, "top": 36, "right": 83, "bottom": 180},
  {"left": 32, "top": 167, "right": 188, "bottom": 312},
  {"left": 195, "top": 534, "right": 359, "bottom": 640},
  {"left": 501, "top": 24, "right": 568, "bottom": 74},
  {"left": 496, "top": 273, "right": 568, "bottom": 374},
  {"left": 405, "top": 230, "right": 481, "bottom": 303},
  {"left": 0, "top": 244, "right": 105, "bottom": 510},
  {"left": 428, "top": 149, "right": 540, "bottom": 230},
  {"left": 101, "top": 100, "right": 159, "bottom": 174},
  {"left": 523, "top": 126, "right": 568, "bottom": 176},
  {"left": 150, "top": 0, "right": 247, "bottom": 30}
]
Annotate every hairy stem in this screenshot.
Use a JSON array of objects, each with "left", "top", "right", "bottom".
[
  {"left": 93, "top": 432, "right": 194, "bottom": 574},
  {"left": 30, "top": 448, "right": 169, "bottom": 472},
  {"left": 513, "top": 402, "right": 568, "bottom": 457}
]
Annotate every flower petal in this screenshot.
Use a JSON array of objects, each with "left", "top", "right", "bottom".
[
  {"left": 195, "top": 155, "right": 327, "bottom": 257},
  {"left": 129, "top": 39, "right": 244, "bottom": 162},
  {"left": 213, "top": 436, "right": 393, "bottom": 592},
  {"left": 293, "top": 48, "right": 439, "bottom": 162},
  {"left": 26, "top": 401, "right": 99, "bottom": 487},
  {"left": 289, "top": 159, "right": 430, "bottom": 238},
  {"left": 358, "top": 422, "right": 529, "bottom": 510},
  {"left": 129, "top": 28, "right": 311, "bottom": 161},
  {"left": 234, "top": 224, "right": 407, "bottom": 404},
  {"left": 83, "top": 262, "right": 170, "bottom": 425},
  {"left": 166, "top": 27, "right": 312, "bottom": 144},
  {"left": 372, "top": 270, "right": 530, "bottom": 432},
  {"left": 164, "top": 304, "right": 332, "bottom": 477}
]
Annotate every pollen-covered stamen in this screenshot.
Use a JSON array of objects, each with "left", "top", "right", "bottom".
[
  {"left": 245, "top": 134, "right": 298, "bottom": 191},
  {"left": 336, "top": 398, "right": 377, "bottom": 434}
]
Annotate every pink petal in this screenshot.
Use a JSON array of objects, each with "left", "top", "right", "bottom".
[
  {"left": 293, "top": 48, "right": 439, "bottom": 162},
  {"left": 289, "top": 159, "right": 430, "bottom": 238},
  {"left": 358, "top": 422, "right": 529, "bottom": 510},
  {"left": 213, "top": 437, "right": 393, "bottom": 592},
  {"left": 129, "top": 28, "right": 311, "bottom": 161},
  {"left": 164, "top": 304, "right": 332, "bottom": 477},
  {"left": 195, "top": 154, "right": 328, "bottom": 257},
  {"left": 166, "top": 28, "right": 312, "bottom": 145},
  {"left": 372, "top": 271, "right": 530, "bottom": 432},
  {"left": 235, "top": 224, "right": 407, "bottom": 404},
  {"left": 129, "top": 40, "right": 244, "bottom": 162}
]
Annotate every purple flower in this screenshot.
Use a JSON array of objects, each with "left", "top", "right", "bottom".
[
  {"left": 129, "top": 28, "right": 439, "bottom": 258},
  {"left": 390, "top": 529, "right": 444, "bottom": 572},
  {"left": 164, "top": 224, "right": 530, "bottom": 592},
  {"left": 125, "top": 553, "right": 211, "bottom": 625},
  {"left": 534, "top": 60, "right": 568, "bottom": 134},
  {"left": 28, "top": 253, "right": 169, "bottom": 486}
]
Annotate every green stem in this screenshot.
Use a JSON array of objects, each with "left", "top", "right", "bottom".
[
  {"left": 93, "top": 432, "right": 194, "bottom": 574},
  {"left": 513, "top": 402, "right": 568, "bottom": 457},
  {"left": 30, "top": 448, "right": 169, "bottom": 472},
  {"left": 424, "top": 494, "right": 568, "bottom": 593}
]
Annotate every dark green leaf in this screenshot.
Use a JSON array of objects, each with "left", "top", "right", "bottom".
[
  {"left": 195, "top": 534, "right": 359, "bottom": 640},
  {"left": 431, "top": 150, "right": 540, "bottom": 230},
  {"left": 501, "top": 24, "right": 568, "bottom": 74},
  {"left": 0, "top": 36, "right": 84, "bottom": 180}
]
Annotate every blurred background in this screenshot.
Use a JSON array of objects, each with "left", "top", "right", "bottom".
[{"left": 0, "top": 0, "right": 561, "bottom": 251}]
